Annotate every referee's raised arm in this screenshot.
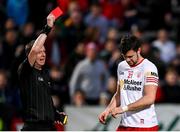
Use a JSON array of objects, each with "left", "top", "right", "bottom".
[{"left": 28, "top": 14, "right": 55, "bottom": 67}]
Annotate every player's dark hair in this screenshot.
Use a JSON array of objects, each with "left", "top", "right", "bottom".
[
  {"left": 25, "top": 40, "right": 35, "bottom": 56},
  {"left": 119, "top": 34, "right": 141, "bottom": 55}
]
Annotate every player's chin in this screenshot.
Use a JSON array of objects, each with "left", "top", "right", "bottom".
[{"left": 127, "top": 62, "right": 133, "bottom": 66}]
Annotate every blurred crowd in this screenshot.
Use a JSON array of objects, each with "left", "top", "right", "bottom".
[{"left": 0, "top": 0, "right": 180, "bottom": 130}]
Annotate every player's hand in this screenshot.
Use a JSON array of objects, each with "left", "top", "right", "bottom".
[
  {"left": 98, "top": 109, "right": 110, "bottom": 124},
  {"left": 47, "top": 14, "right": 55, "bottom": 28},
  {"left": 111, "top": 107, "right": 123, "bottom": 118}
]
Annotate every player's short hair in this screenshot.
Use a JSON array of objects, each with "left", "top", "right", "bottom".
[
  {"left": 25, "top": 40, "right": 35, "bottom": 56},
  {"left": 119, "top": 34, "right": 141, "bottom": 55}
]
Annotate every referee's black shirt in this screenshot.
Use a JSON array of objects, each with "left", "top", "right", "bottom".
[{"left": 18, "top": 59, "right": 55, "bottom": 123}]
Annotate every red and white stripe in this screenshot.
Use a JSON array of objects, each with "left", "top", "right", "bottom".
[{"left": 146, "top": 76, "right": 158, "bottom": 84}]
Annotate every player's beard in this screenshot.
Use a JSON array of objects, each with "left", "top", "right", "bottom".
[{"left": 128, "top": 53, "right": 139, "bottom": 66}]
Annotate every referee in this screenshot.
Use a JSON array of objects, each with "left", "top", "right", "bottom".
[{"left": 18, "top": 13, "right": 66, "bottom": 131}]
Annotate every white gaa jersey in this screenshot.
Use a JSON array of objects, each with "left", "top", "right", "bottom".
[{"left": 117, "top": 59, "right": 158, "bottom": 128}]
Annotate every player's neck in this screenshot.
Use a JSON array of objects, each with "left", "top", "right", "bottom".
[
  {"left": 137, "top": 55, "right": 144, "bottom": 64},
  {"left": 131, "top": 55, "right": 144, "bottom": 67}
]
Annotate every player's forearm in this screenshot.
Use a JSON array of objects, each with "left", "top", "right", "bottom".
[
  {"left": 106, "top": 92, "right": 120, "bottom": 111},
  {"left": 127, "top": 95, "right": 155, "bottom": 111}
]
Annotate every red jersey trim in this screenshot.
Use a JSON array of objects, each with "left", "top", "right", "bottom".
[{"left": 130, "top": 58, "right": 145, "bottom": 68}]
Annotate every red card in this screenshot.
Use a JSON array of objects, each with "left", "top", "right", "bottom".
[{"left": 50, "top": 7, "right": 63, "bottom": 20}]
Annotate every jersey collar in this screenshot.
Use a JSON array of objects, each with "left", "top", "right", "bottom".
[{"left": 130, "top": 58, "right": 145, "bottom": 68}]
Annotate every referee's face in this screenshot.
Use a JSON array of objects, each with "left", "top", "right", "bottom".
[{"left": 36, "top": 46, "right": 46, "bottom": 66}]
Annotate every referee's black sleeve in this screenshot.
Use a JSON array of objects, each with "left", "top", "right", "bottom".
[{"left": 18, "top": 58, "right": 32, "bottom": 80}]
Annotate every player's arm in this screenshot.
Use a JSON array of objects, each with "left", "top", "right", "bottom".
[
  {"left": 127, "top": 84, "right": 157, "bottom": 111},
  {"left": 98, "top": 83, "right": 121, "bottom": 124},
  {"left": 128, "top": 67, "right": 159, "bottom": 111},
  {"left": 28, "top": 14, "right": 55, "bottom": 66},
  {"left": 111, "top": 84, "right": 157, "bottom": 118},
  {"left": 99, "top": 63, "right": 122, "bottom": 124},
  {"left": 106, "top": 83, "right": 121, "bottom": 111}
]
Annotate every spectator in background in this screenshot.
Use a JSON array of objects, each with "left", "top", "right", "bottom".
[
  {"left": 4, "top": 18, "right": 17, "bottom": 32},
  {"left": 10, "top": 22, "right": 35, "bottom": 86},
  {"left": 169, "top": 55, "right": 180, "bottom": 78},
  {"left": 163, "top": 12, "right": 177, "bottom": 31},
  {"left": 49, "top": 66, "right": 70, "bottom": 106},
  {"left": 148, "top": 0, "right": 171, "bottom": 30},
  {"left": 65, "top": 10, "right": 86, "bottom": 52},
  {"left": 106, "top": 76, "right": 117, "bottom": 99},
  {"left": 176, "top": 44, "right": 180, "bottom": 57},
  {"left": 45, "top": 25, "right": 68, "bottom": 67},
  {"left": 19, "top": 22, "right": 35, "bottom": 45},
  {"left": 57, "top": 0, "right": 89, "bottom": 14},
  {"left": 106, "top": 27, "right": 119, "bottom": 41},
  {"left": 10, "top": 23, "right": 34, "bottom": 91},
  {"left": 141, "top": 41, "right": 152, "bottom": 59},
  {"left": 120, "top": 0, "right": 138, "bottom": 30},
  {"left": 103, "top": 28, "right": 121, "bottom": 77},
  {"left": 6, "top": 0, "right": 29, "bottom": 26},
  {"left": 57, "top": 0, "right": 76, "bottom": 13},
  {"left": 84, "top": 2, "right": 109, "bottom": 43},
  {"left": 0, "top": 69, "right": 17, "bottom": 130},
  {"left": 108, "top": 49, "right": 122, "bottom": 78},
  {"left": 72, "top": 89, "right": 86, "bottom": 107},
  {"left": 67, "top": 1, "right": 80, "bottom": 13},
  {"left": 152, "top": 29, "right": 176, "bottom": 64},
  {"left": 99, "top": 92, "right": 110, "bottom": 106},
  {"left": 99, "top": 76, "right": 117, "bottom": 106},
  {"left": 65, "top": 42, "right": 85, "bottom": 81},
  {"left": 0, "top": 70, "right": 8, "bottom": 104},
  {"left": 100, "top": 0, "right": 138, "bottom": 30},
  {"left": 69, "top": 42, "right": 109, "bottom": 105},
  {"left": 84, "top": 27, "right": 102, "bottom": 47},
  {"left": 99, "top": 39, "right": 117, "bottom": 65},
  {"left": 131, "top": 25, "right": 143, "bottom": 39},
  {"left": 141, "top": 40, "right": 166, "bottom": 80},
  {"left": 100, "top": 0, "right": 123, "bottom": 28},
  {"left": 0, "top": 29, "right": 18, "bottom": 70},
  {"left": 162, "top": 68, "right": 180, "bottom": 103}
]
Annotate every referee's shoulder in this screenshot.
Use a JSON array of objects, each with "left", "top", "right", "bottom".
[{"left": 17, "top": 60, "right": 25, "bottom": 75}]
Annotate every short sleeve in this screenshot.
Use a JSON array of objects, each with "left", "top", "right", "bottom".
[
  {"left": 144, "top": 63, "right": 159, "bottom": 86},
  {"left": 117, "top": 63, "right": 123, "bottom": 85}
]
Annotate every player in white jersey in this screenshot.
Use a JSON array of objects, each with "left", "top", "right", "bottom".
[{"left": 98, "top": 34, "right": 159, "bottom": 131}]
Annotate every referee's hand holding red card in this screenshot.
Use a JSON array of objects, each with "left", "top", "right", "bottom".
[{"left": 47, "top": 7, "right": 63, "bottom": 27}]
